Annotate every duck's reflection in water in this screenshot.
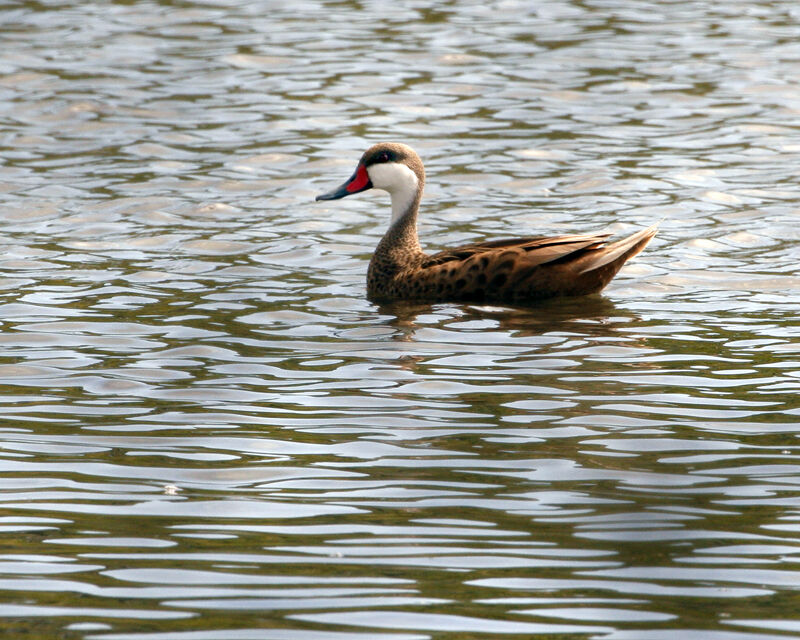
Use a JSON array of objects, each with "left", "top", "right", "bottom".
[{"left": 377, "top": 294, "right": 641, "bottom": 341}]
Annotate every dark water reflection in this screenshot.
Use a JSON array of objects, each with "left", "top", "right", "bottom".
[{"left": 1, "top": 0, "right": 800, "bottom": 638}]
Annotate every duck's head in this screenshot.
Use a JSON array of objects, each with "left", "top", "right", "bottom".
[{"left": 316, "top": 142, "right": 425, "bottom": 204}]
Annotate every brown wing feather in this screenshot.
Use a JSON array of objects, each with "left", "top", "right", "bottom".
[
  {"left": 383, "top": 226, "right": 656, "bottom": 304},
  {"left": 410, "top": 233, "right": 614, "bottom": 302},
  {"left": 419, "top": 237, "right": 539, "bottom": 266},
  {"left": 422, "top": 233, "right": 610, "bottom": 269}
]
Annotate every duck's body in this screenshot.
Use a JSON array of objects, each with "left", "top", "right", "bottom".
[{"left": 317, "top": 142, "right": 656, "bottom": 305}]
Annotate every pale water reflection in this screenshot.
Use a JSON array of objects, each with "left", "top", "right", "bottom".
[{"left": 1, "top": 0, "right": 800, "bottom": 639}]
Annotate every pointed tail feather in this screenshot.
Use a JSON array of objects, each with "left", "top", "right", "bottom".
[{"left": 577, "top": 223, "right": 658, "bottom": 275}]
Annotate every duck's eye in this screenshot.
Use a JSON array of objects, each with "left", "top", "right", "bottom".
[{"left": 378, "top": 151, "right": 393, "bottom": 163}]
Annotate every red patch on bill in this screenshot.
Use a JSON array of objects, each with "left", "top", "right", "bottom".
[{"left": 346, "top": 164, "right": 370, "bottom": 192}]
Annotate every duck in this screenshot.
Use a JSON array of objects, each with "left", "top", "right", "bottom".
[{"left": 316, "top": 142, "right": 657, "bottom": 305}]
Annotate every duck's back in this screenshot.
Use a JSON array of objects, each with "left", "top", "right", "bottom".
[{"left": 367, "top": 225, "right": 657, "bottom": 304}]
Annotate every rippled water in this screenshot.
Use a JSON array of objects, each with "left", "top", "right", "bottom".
[{"left": 2, "top": 0, "right": 800, "bottom": 638}]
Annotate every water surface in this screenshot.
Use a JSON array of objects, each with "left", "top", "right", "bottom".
[{"left": 1, "top": 0, "right": 800, "bottom": 638}]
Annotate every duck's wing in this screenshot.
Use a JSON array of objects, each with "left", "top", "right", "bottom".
[
  {"left": 415, "top": 225, "right": 657, "bottom": 302},
  {"left": 421, "top": 232, "right": 611, "bottom": 269}
]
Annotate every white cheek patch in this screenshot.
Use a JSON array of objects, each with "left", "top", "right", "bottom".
[
  {"left": 367, "top": 162, "right": 418, "bottom": 193},
  {"left": 367, "top": 162, "right": 420, "bottom": 226}
]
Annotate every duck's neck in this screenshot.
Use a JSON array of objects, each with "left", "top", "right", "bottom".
[
  {"left": 389, "top": 181, "right": 418, "bottom": 228},
  {"left": 375, "top": 184, "right": 424, "bottom": 264}
]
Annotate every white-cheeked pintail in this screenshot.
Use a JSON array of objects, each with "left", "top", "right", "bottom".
[{"left": 316, "top": 142, "right": 657, "bottom": 305}]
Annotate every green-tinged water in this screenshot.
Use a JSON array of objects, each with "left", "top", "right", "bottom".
[{"left": 1, "top": 1, "right": 800, "bottom": 638}]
